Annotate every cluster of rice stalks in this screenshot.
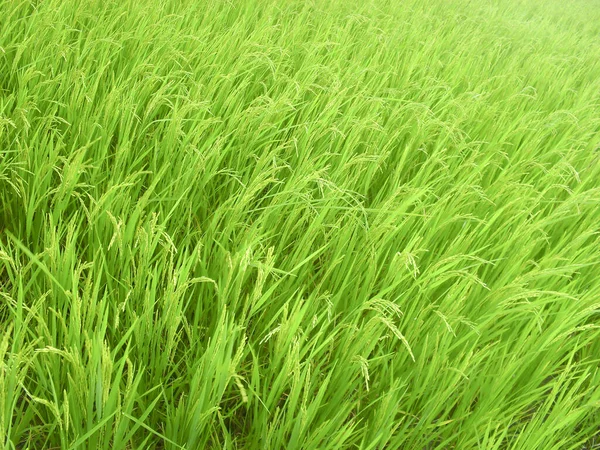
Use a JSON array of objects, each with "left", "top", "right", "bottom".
[{"left": 1, "top": 0, "right": 600, "bottom": 448}]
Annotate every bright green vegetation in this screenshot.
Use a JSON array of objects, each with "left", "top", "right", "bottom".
[{"left": 1, "top": 0, "right": 600, "bottom": 448}]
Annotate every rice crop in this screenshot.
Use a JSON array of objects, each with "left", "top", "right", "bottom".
[{"left": 1, "top": 0, "right": 600, "bottom": 448}]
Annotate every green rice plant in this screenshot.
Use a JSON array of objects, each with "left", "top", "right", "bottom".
[{"left": 1, "top": 0, "right": 600, "bottom": 448}]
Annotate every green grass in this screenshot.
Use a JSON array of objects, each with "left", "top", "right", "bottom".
[{"left": 1, "top": 0, "right": 600, "bottom": 448}]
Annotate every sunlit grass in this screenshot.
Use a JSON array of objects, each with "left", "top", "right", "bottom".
[{"left": 1, "top": 0, "right": 600, "bottom": 448}]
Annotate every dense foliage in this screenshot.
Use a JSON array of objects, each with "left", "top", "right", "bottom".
[{"left": 1, "top": 0, "right": 600, "bottom": 448}]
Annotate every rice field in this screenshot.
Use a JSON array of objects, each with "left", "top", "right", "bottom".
[{"left": 1, "top": 0, "right": 600, "bottom": 448}]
